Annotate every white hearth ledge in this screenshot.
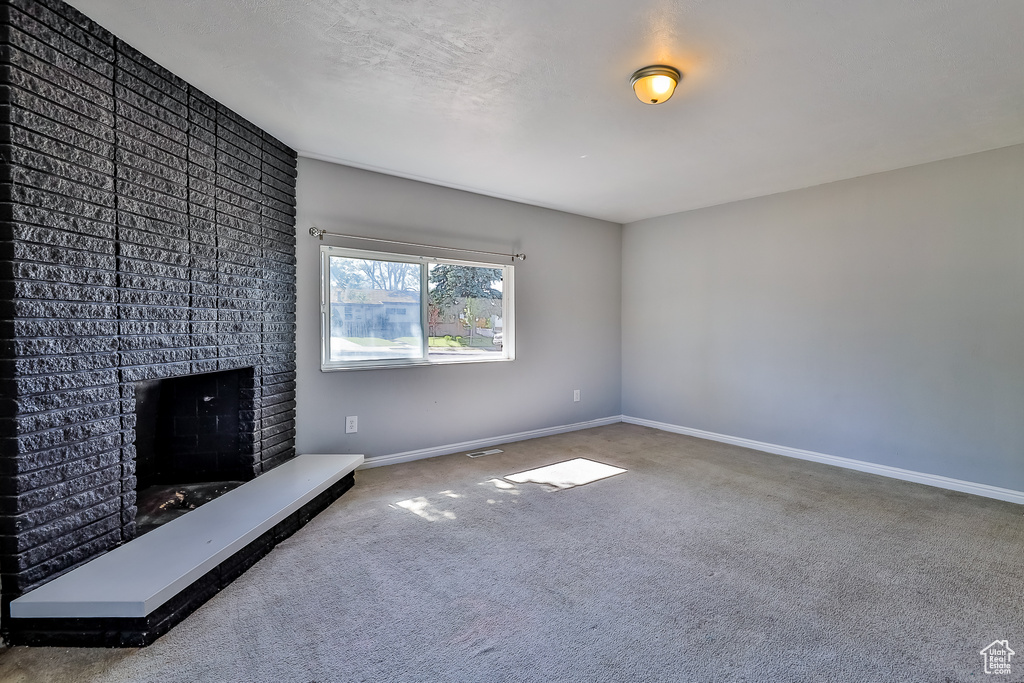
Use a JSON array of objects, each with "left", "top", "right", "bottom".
[{"left": 11, "top": 453, "right": 363, "bottom": 619}]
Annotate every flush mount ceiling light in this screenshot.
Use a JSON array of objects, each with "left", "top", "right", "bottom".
[{"left": 629, "top": 65, "right": 682, "bottom": 105}]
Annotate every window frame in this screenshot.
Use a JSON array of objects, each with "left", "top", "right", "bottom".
[{"left": 319, "top": 245, "right": 516, "bottom": 371}]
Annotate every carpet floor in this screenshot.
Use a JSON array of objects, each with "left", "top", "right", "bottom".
[{"left": 0, "top": 423, "right": 1021, "bottom": 682}]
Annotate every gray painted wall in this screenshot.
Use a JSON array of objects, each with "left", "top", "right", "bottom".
[
  {"left": 622, "top": 144, "right": 1024, "bottom": 491},
  {"left": 295, "top": 158, "right": 622, "bottom": 459}
]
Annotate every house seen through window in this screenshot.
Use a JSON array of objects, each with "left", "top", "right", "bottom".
[{"left": 320, "top": 246, "right": 514, "bottom": 370}]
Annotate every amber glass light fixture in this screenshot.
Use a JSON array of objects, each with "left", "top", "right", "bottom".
[{"left": 630, "top": 65, "right": 682, "bottom": 104}]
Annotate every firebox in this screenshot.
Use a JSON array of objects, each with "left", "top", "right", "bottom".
[{"left": 133, "top": 369, "right": 257, "bottom": 534}]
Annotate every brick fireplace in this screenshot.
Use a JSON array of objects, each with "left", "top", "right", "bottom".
[{"left": 0, "top": 0, "right": 305, "bottom": 643}]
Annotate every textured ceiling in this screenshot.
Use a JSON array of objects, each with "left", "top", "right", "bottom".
[{"left": 65, "top": 0, "right": 1024, "bottom": 223}]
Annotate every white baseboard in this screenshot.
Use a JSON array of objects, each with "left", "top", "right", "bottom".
[
  {"left": 360, "top": 416, "right": 623, "bottom": 469},
  {"left": 622, "top": 416, "right": 1024, "bottom": 505}
]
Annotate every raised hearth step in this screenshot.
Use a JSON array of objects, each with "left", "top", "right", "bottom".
[{"left": 8, "top": 453, "right": 362, "bottom": 645}]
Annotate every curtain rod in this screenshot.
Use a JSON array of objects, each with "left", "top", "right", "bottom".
[{"left": 308, "top": 227, "right": 526, "bottom": 262}]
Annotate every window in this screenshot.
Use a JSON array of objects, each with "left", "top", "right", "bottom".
[{"left": 320, "top": 245, "right": 515, "bottom": 370}]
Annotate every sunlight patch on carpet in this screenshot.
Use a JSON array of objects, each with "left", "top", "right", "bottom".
[
  {"left": 504, "top": 458, "right": 626, "bottom": 490},
  {"left": 392, "top": 496, "right": 457, "bottom": 521},
  {"left": 481, "top": 478, "right": 519, "bottom": 493}
]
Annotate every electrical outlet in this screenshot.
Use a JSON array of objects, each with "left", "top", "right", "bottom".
[
  {"left": 346, "top": 416, "right": 358, "bottom": 434},
  {"left": 573, "top": 389, "right": 580, "bottom": 402}
]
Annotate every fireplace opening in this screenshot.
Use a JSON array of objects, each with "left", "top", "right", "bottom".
[{"left": 133, "top": 368, "right": 256, "bottom": 535}]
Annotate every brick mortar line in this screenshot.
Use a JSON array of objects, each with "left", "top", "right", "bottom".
[
  {"left": 110, "top": 40, "right": 133, "bottom": 546},
  {"left": 6, "top": 261, "right": 120, "bottom": 277},
  {"left": 7, "top": 391, "right": 122, "bottom": 408}
]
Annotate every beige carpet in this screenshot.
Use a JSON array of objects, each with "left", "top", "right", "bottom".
[{"left": 1, "top": 424, "right": 1021, "bottom": 682}]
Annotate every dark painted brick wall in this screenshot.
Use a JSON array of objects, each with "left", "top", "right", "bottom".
[{"left": 0, "top": 0, "right": 297, "bottom": 609}]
